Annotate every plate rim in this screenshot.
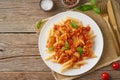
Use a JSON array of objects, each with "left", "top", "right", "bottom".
[{"left": 38, "top": 11, "right": 104, "bottom": 76}]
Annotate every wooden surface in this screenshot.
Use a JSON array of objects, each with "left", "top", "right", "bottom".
[{"left": 0, "top": 0, "right": 120, "bottom": 80}]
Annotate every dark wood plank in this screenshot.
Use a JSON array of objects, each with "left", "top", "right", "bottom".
[
  {"left": 0, "top": 34, "right": 38, "bottom": 57},
  {"left": 0, "top": 34, "right": 56, "bottom": 80},
  {"left": 0, "top": 72, "right": 55, "bottom": 80},
  {"left": 0, "top": 56, "right": 51, "bottom": 72},
  {"left": 0, "top": 34, "right": 51, "bottom": 72}
]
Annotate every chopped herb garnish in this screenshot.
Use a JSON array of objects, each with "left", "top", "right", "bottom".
[
  {"left": 65, "top": 40, "right": 69, "bottom": 48},
  {"left": 48, "top": 47, "right": 54, "bottom": 51},
  {"left": 89, "top": 0, "right": 95, "bottom": 5},
  {"left": 61, "top": 40, "right": 69, "bottom": 51},
  {"left": 36, "top": 20, "right": 42, "bottom": 29},
  {"left": 70, "top": 21, "right": 78, "bottom": 28},
  {"left": 76, "top": 47, "right": 83, "bottom": 55},
  {"left": 61, "top": 47, "right": 67, "bottom": 51},
  {"left": 93, "top": 6, "right": 101, "bottom": 14},
  {"left": 76, "top": 0, "right": 100, "bottom": 14},
  {"left": 77, "top": 5, "right": 93, "bottom": 11}
]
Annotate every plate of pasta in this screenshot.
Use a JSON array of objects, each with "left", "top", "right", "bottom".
[{"left": 38, "top": 11, "right": 103, "bottom": 76}]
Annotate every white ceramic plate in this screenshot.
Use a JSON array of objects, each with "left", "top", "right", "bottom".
[{"left": 38, "top": 11, "right": 104, "bottom": 76}]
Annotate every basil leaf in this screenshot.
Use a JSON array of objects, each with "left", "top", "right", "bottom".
[
  {"left": 93, "top": 6, "right": 100, "bottom": 14},
  {"left": 48, "top": 47, "right": 54, "bottom": 51},
  {"left": 36, "top": 20, "right": 42, "bottom": 29},
  {"left": 89, "top": 0, "right": 95, "bottom": 4},
  {"left": 61, "top": 40, "right": 69, "bottom": 51},
  {"left": 65, "top": 40, "right": 69, "bottom": 48},
  {"left": 76, "top": 47, "right": 83, "bottom": 55},
  {"left": 77, "top": 5, "right": 93, "bottom": 11},
  {"left": 70, "top": 21, "right": 78, "bottom": 28},
  {"left": 61, "top": 47, "right": 67, "bottom": 51}
]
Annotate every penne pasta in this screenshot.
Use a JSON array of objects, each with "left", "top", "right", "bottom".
[
  {"left": 62, "top": 60, "right": 72, "bottom": 67},
  {"left": 75, "top": 60, "right": 87, "bottom": 65},
  {"left": 45, "top": 53, "right": 55, "bottom": 60},
  {"left": 91, "top": 53, "right": 97, "bottom": 58},
  {"left": 61, "top": 62, "right": 73, "bottom": 72},
  {"left": 45, "top": 17, "right": 96, "bottom": 73},
  {"left": 90, "top": 34, "right": 96, "bottom": 39},
  {"left": 73, "top": 64, "right": 80, "bottom": 69},
  {"left": 51, "top": 59, "right": 57, "bottom": 63}
]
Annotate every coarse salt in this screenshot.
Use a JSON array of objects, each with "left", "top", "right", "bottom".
[{"left": 40, "top": 0, "right": 53, "bottom": 11}]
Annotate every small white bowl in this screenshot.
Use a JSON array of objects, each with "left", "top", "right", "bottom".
[{"left": 40, "top": 0, "right": 54, "bottom": 11}]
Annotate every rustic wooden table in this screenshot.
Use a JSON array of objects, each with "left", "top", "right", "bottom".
[{"left": 0, "top": 0, "right": 120, "bottom": 80}]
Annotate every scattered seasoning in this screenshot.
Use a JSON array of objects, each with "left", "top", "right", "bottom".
[
  {"left": 40, "top": 0, "right": 54, "bottom": 11},
  {"left": 62, "top": 0, "right": 79, "bottom": 8},
  {"left": 63, "top": 0, "right": 77, "bottom": 6}
]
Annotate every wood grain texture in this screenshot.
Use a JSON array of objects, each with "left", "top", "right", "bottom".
[
  {"left": 0, "top": 0, "right": 88, "bottom": 32},
  {"left": 0, "top": 34, "right": 55, "bottom": 80},
  {"left": 74, "top": 68, "right": 120, "bottom": 80},
  {"left": 0, "top": 0, "right": 65, "bottom": 32},
  {"left": 0, "top": 34, "right": 120, "bottom": 80},
  {"left": 112, "top": 0, "right": 120, "bottom": 32},
  {"left": 0, "top": 34, "right": 51, "bottom": 72},
  {"left": 0, "top": 0, "right": 120, "bottom": 80},
  {"left": 0, "top": 72, "right": 55, "bottom": 80}
]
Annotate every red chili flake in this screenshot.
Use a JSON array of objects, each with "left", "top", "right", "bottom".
[{"left": 63, "top": 0, "right": 77, "bottom": 6}]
